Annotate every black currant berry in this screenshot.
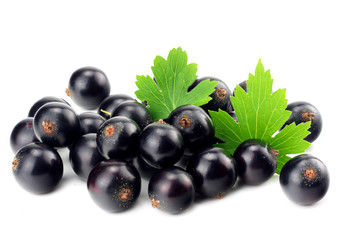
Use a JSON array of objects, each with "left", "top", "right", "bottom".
[
  {"left": 97, "top": 94, "right": 134, "bottom": 119},
  {"left": 139, "top": 121, "right": 184, "bottom": 169},
  {"left": 233, "top": 139, "right": 277, "bottom": 185},
  {"left": 167, "top": 105, "right": 214, "bottom": 152},
  {"left": 69, "top": 133, "right": 106, "bottom": 180},
  {"left": 10, "top": 117, "right": 39, "bottom": 153},
  {"left": 87, "top": 160, "right": 141, "bottom": 212},
  {"left": 79, "top": 112, "right": 106, "bottom": 135},
  {"left": 33, "top": 102, "right": 81, "bottom": 148},
  {"left": 186, "top": 147, "right": 237, "bottom": 198},
  {"left": 281, "top": 101, "right": 322, "bottom": 143},
  {"left": 66, "top": 67, "right": 111, "bottom": 110},
  {"left": 148, "top": 166, "right": 195, "bottom": 214},
  {"left": 96, "top": 116, "right": 140, "bottom": 160},
  {"left": 28, "top": 96, "right": 70, "bottom": 117},
  {"left": 188, "top": 77, "right": 231, "bottom": 112},
  {"left": 12, "top": 142, "right": 63, "bottom": 194},
  {"left": 280, "top": 154, "right": 329, "bottom": 205},
  {"left": 111, "top": 100, "right": 152, "bottom": 130}
]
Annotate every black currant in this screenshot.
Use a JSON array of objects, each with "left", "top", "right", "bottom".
[
  {"left": 12, "top": 142, "right": 63, "bottom": 194},
  {"left": 33, "top": 102, "right": 81, "bottom": 148},
  {"left": 79, "top": 112, "right": 106, "bottom": 135},
  {"left": 10, "top": 117, "right": 39, "bottom": 153},
  {"left": 188, "top": 77, "right": 231, "bottom": 112},
  {"left": 167, "top": 105, "right": 214, "bottom": 152},
  {"left": 139, "top": 121, "right": 184, "bottom": 169},
  {"left": 69, "top": 133, "right": 106, "bottom": 180},
  {"left": 66, "top": 66, "right": 111, "bottom": 110},
  {"left": 97, "top": 94, "right": 134, "bottom": 119},
  {"left": 111, "top": 100, "right": 152, "bottom": 130},
  {"left": 96, "top": 116, "right": 140, "bottom": 160},
  {"left": 233, "top": 139, "right": 277, "bottom": 185},
  {"left": 280, "top": 154, "right": 329, "bottom": 205},
  {"left": 148, "top": 166, "right": 195, "bottom": 214},
  {"left": 28, "top": 96, "right": 70, "bottom": 117},
  {"left": 186, "top": 147, "right": 237, "bottom": 198},
  {"left": 87, "top": 160, "right": 141, "bottom": 212},
  {"left": 281, "top": 101, "right": 322, "bottom": 143}
]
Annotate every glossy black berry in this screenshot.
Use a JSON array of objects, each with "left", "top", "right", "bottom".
[
  {"left": 186, "top": 147, "right": 237, "bottom": 198},
  {"left": 280, "top": 155, "right": 329, "bottom": 205},
  {"left": 139, "top": 121, "right": 184, "bottom": 169},
  {"left": 79, "top": 112, "right": 106, "bottom": 135},
  {"left": 28, "top": 96, "right": 70, "bottom": 117},
  {"left": 10, "top": 117, "right": 39, "bottom": 153},
  {"left": 87, "top": 160, "right": 141, "bottom": 212},
  {"left": 97, "top": 94, "right": 134, "bottom": 119},
  {"left": 66, "top": 67, "right": 111, "bottom": 110},
  {"left": 188, "top": 77, "right": 231, "bottom": 112},
  {"left": 233, "top": 139, "right": 277, "bottom": 185},
  {"left": 281, "top": 101, "right": 322, "bottom": 143},
  {"left": 111, "top": 100, "right": 152, "bottom": 130},
  {"left": 33, "top": 102, "right": 81, "bottom": 148},
  {"left": 167, "top": 105, "right": 214, "bottom": 152},
  {"left": 96, "top": 116, "right": 140, "bottom": 160},
  {"left": 69, "top": 133, "right": 106, "bottom": 180},
  {"left": 12, "top": 142, "right": 63, "bottom": 194},
  {"left": 148, "top": 166, "right": 195, "bottom": 214}
]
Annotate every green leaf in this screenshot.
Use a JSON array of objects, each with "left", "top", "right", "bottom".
[
  {"left": 135, "top": 47, "right": 218, "bottom": 121},
  {"left": 209, "top": 59, "right": 312, "bottom": 173}
]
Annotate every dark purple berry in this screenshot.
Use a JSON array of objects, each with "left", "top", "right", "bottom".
[
  {"left": 167, "top": 105, "right": 214, "bottom": 152},
  {"left": 96, "top": 116, "right": 140, "bottom": 160},
  {"left": 188, "top": 77, "right": 231, "bottom": 112},
  {"left": 139, "top": 121, "right": 184, "bottom": 169},
  {"left": 66, "top": 67, "right": 110, "bottom": 110},
  {"left": 281, "top": 101, "right": 322, "bottom": 143},
  {"left": 33, "top": 102, "right": 81, "bottom": 148},
  {"left": 186, "top": 147, "right": 237, "bottom": 198},
  {"left": 148, "top": 166, "right": 195, "bottom": 214},
  {"left": 280, "top": 154, "right": 329, "bottom": 205},
  {"left": 233, "top": 139, "right": 277, "bottom": 185},
  {"left": 87, "top": 160, "right": 141, "bottom": 212},
  {"left": 12, "top": 142, "right": 63, "bottom": 194}
]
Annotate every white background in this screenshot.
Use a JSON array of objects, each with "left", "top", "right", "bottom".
[{"left": 1, "top": 0, "right": 359, "bottom": 239}]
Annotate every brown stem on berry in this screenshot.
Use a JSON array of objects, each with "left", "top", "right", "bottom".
[
  {"left": 216, "top": 88, "right": 227, "bottom": 100},
  {"left": 179, "top": 116, "right": 191, "bottom": 128},
  {"left": 156, "top": 119, "right": 166, "bottom": 124},
  {"left": 271, "top": 149, "right": 279, "bottom": 161},
  {"left": 104, "top": 125, "right": 115, "bottom": 137},
  {"left": 12, "top": 158, "right": 19, "bottom": 171},
  {"left": 304, "top": 168, "right": 317, "bottom": 180},
  {"left": 301, "top": 111, "right": 316, "bottom": 122},
  {"left": 42, "top": 120, "right": 55, "bottom": 134},
  {"left": 118, "top": 189, "right": 132, "bottom": 202},
  {"left": 65, "top": 88, "right": 71, "bottom": 97},
  {"left": 213, "top": 192, "right": 225, "bottom": 199},
  {"left": 151, "top": 198, "right": 161, "bottom": 209}
]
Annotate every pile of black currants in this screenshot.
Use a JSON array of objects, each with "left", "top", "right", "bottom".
[{"left": 10, "top": 67, "right": 329, "bottom": 214}]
